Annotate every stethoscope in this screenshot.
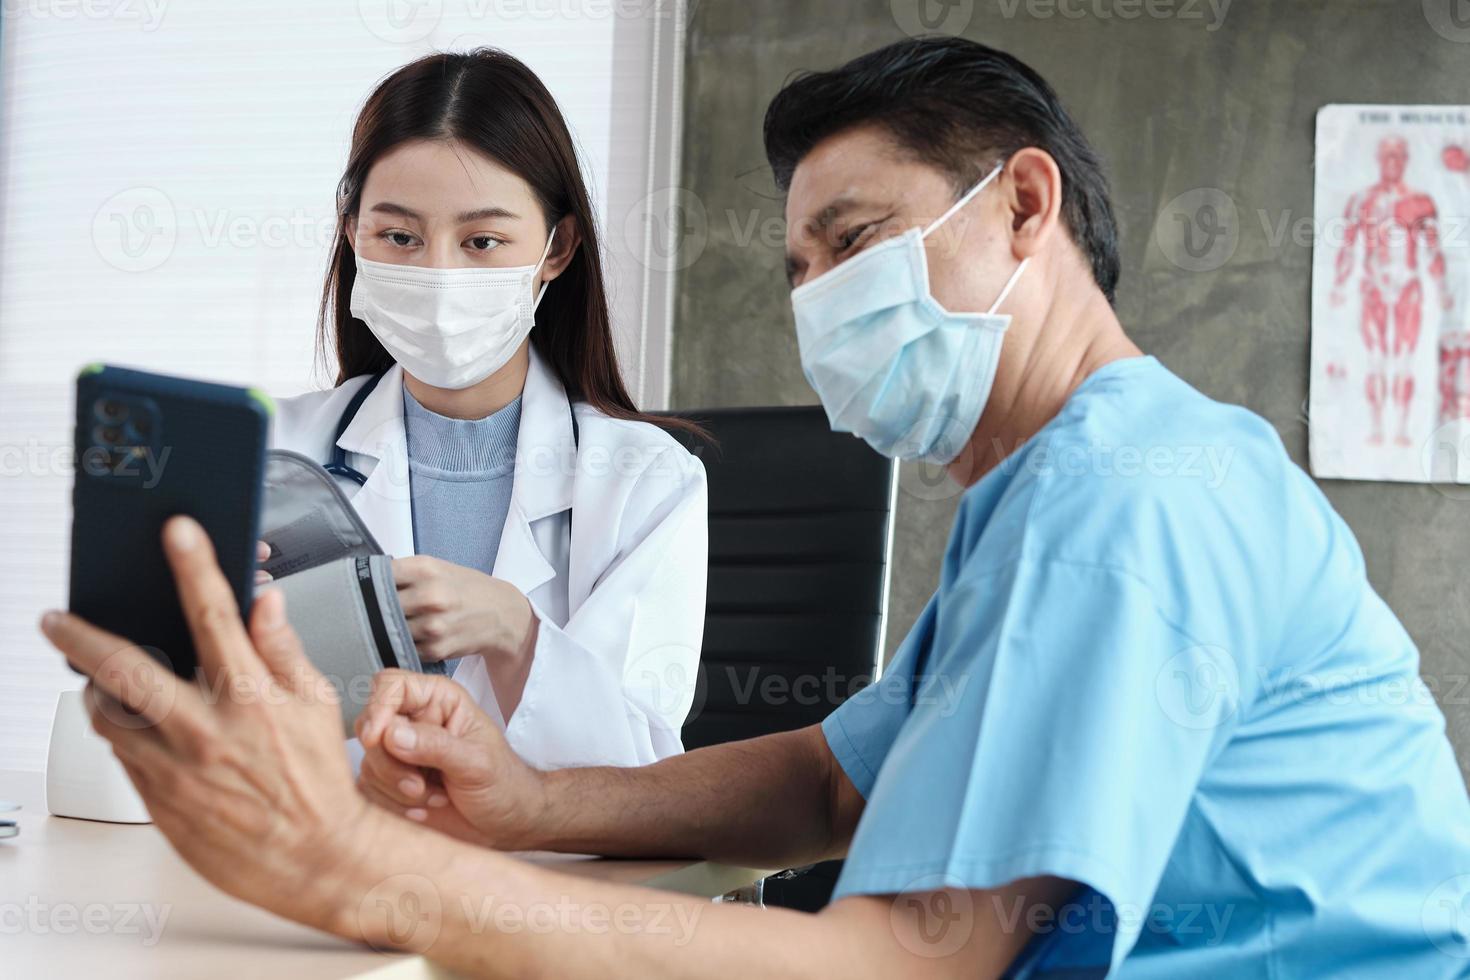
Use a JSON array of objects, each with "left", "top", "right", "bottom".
[
  {"left": 323, "top": 369, "right": 580, "bottom": 487},
  {"left": 324, "top": 370, "right": 387, "bottom": 487}
]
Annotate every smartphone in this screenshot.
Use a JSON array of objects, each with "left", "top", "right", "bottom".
[{"left": 69, "top": 364, "right": 272, "bottom": 679}]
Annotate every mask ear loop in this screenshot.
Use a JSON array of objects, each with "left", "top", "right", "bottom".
[
  {"left": 921, "top": 161, "right": 1005, "bottom": 239},
  {"left": 917, "top": 161, "right": 1028, "bottom": 316},
  {"left": 531, "top": 226, "right": 559, "bottom": 311},
  {"left": 987, "top": 256, "right": 1029, "bottom": 316}
]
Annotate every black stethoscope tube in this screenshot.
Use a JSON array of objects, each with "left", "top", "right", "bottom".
[{"left": 324, "top": 370, "right": 580, "bottom": 487}]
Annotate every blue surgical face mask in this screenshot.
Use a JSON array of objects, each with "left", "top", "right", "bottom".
[{"left": 790, "top": 163, "right": 1028, "bottom": 464}]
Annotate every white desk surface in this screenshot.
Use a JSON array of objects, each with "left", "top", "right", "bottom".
[{"left": 0, "top": 769, "right": 767, "bottom": 979}]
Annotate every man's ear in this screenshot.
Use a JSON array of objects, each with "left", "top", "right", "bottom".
[
  {"left": 542, "top": 214, "right": 581, "bottom": 282},
  {"left": 1006, "top": 148, "right": 1064, "bottom": 260}
]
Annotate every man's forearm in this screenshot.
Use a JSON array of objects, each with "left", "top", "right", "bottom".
[
  {"left": 524, "top": 724, "right": 857, "bottom": 869},
  {"left": 398, "top": 849, "right": 925, "bottom": 980},
  {"left": 341, "top": 816, "right": 1052, "bottom": 980},
  {"left": 356, "top": 838, "right": 831, "bottom": 980}
]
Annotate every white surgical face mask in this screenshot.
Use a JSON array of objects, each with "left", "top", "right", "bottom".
[
  {"left": 349, "top": 229, "right": 557, "bottom": 390},
  {"left": 790, "top": 164, "right": 1028, "bottom": 464}
]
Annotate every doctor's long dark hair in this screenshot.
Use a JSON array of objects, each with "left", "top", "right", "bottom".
[{"left": 318, "top": 48, "right": 700, "bottom": 437}]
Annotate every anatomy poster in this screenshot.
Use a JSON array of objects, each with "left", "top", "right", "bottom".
[{"left": 1310, "top": 104, "right": 1470, "bottom": 483}]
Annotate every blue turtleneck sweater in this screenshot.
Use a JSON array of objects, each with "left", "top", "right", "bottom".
[{"left": 402, "top": 387, "right": 522, "bottom": 579}]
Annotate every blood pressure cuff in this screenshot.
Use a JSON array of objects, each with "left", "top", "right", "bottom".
[
  {"left": 258, "top": 450, "right": 428, "bottom": 737},
  {"left": 272, "top": 555, "right": 427, "bottom": 736},
  {"left": 259, "top": 449, "right": 382, "bottom": 579}
]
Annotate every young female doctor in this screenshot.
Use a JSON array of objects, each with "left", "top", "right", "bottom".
[{"left": 270, "top": 49, "right": 708, "bottom": 771}]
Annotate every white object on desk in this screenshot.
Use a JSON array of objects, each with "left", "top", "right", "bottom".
[{"left": 45, "top": 689, "right": 151, "bottom": 824}]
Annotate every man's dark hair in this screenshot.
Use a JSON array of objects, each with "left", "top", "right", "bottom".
[{"left": 764, "top": 37, "right": 1120, "bottom": 303}]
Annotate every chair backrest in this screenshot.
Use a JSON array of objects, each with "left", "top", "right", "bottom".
[{"left": 658, "top": 406, "right": 897, "bottom": 750}]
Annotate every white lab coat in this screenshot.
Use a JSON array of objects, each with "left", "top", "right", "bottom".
[{"left": 270, "top": 347, "right": 707, "bottom": 769}]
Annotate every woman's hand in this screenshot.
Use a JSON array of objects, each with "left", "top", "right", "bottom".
[
  {"left": 38, "top": 517, "right": 396, "bottom": 942},
  {"left": 391, "top": 556, "right": 535, "bottom": 665},
  {"left": 392, "top": 556, "right": 539, "bottom": 720},
  {"left": 355, "top": 670, "right": 548, "bottom": 849}
]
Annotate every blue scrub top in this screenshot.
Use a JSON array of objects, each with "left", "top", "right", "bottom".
[{"left": 824, "top": 356, "right": 1470, "bottom": 977}]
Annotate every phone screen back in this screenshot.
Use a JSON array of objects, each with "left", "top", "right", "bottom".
[{"left": 69, "top": 366, "right": 270, "bottom": 679}]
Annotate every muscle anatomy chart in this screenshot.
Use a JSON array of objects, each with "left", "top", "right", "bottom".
[{"left": 1311, "top": 105, "right": 1469, "bottom": 483}]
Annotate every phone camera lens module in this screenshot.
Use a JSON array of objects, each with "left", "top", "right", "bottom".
[
  {"left": 93, "top": 424, "right": 124, "bottom": 447},
  {"left": 95, "top": 399, "right": 129, "bottom": 424}
]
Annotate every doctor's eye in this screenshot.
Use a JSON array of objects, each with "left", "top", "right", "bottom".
[
  {"left": 380, "top": 230, "right": 420, "bottom": 249},
  {"left": 464, "top": 235, "right": 503, "bottom": 253}
]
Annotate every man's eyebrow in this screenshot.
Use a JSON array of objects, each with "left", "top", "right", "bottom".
[
  {"left": 813, "top": 195, "right": 861, "bottom": 232},
  {"left": 784, "top": 195, "right": 866, "bottom": 285}
]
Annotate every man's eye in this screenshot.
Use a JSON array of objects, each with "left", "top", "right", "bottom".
[
  {"left": 839, "top": 223, "right": 874, "bottom": 252},
  {"left": 466, "top": 236, "right": 501, "bottom": 252}
]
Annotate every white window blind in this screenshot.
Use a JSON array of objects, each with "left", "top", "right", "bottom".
[{"left": 0, "top": 0, "right": 684, "bottom": 772}]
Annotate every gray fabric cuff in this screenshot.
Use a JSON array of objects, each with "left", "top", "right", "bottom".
[{"left": 260, "top": 450, "right": 425, "bottom": 736}]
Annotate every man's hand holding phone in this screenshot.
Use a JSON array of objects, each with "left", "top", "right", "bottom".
[{"left": 41, "top": 517, "right": 401, "bottom": 941}]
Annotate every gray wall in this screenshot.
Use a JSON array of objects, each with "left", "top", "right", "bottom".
[{"left": 669, "top": 0, "right": 1470, "bottom": 774}]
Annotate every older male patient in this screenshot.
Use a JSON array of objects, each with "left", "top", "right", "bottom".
[{"left": 45, "top": 38, "right": 1470, "bottom": 978}]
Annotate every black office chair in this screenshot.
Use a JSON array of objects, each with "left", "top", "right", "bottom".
[{"left": 659, "top": 405, "right": 897, "bottom": 910}]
